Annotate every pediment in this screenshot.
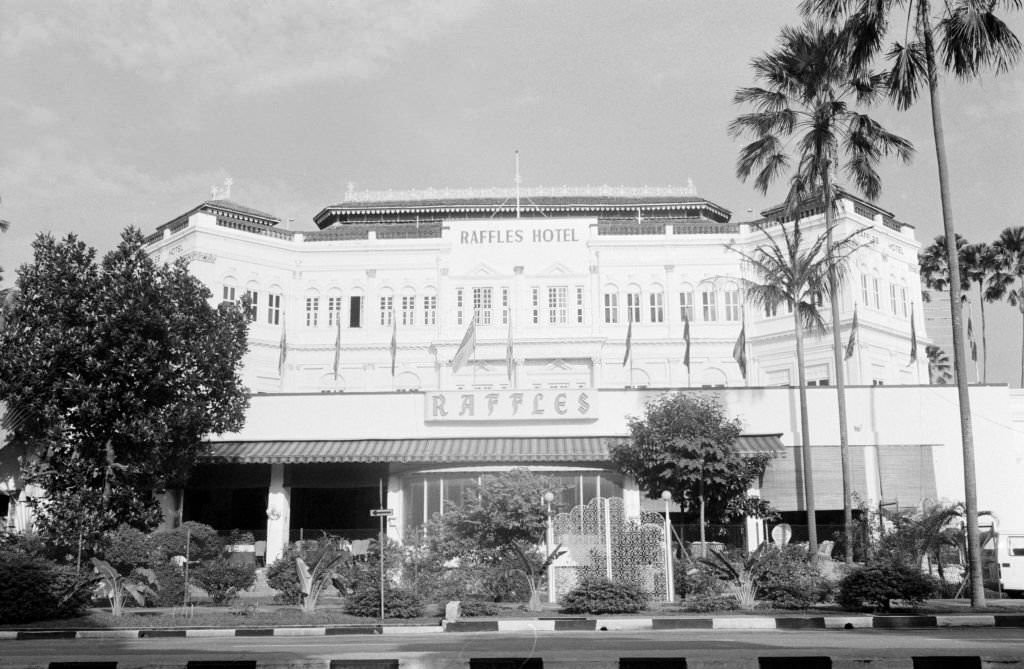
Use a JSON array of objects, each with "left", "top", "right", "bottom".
[{"left": 467, "top": 263, "right": 500, "bottom": 277}]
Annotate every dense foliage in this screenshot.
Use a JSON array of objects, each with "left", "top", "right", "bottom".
[
  {"left": 344, "top": 583, "right": 424, "bottom": 618},
  {"left": 610, "top": 393, "right": 775, "bottom": 545},
  {"left": 0, "top": 229, "right": 249, "bottom": 543},
  {"left": 0, "top": 553, "right": 93, "bottom": 624},
  {"left": 191, "top": 558, "right": 256, "bottom": 605},
  {"left": 559, "top": 577, "right": 647, "bottom": 614},
  {"left": 755, "top": 545, "right": 831, "bottom": 608},
  {"left": 837, "top": 562, "right": 937, "bottom": 612}
]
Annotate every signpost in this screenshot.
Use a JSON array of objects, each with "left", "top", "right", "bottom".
[{"left": 372, "top": 481, "right": 392, "bottom": 620}]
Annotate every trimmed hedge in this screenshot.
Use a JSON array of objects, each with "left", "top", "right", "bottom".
[
  {"left": 0, "top": 554, "right": 93, "bottom": 624},
  {"left": 191, "top": 558, "right": 256, "bottom": 605},
  {"left": 344, "top": 584, "right": 424, "bottom": 618},
  {"left": 837, "top": 562, "right": 937, "bottom": 611},
  {"left": 559, "top": 577, "right": 647, "bottom": 614}
]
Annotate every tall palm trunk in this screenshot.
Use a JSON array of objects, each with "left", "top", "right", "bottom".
[
  {"left": 924, "top": 22, "right": 985, "bottom": 607},
  {"left": 824, "top": 174, "right": 854, "bottom": 564},
  {"left": 794, "top": 300, "right": 818, "bottom": 560},
  {"left": 979, "top": 286, "right": 988, "bottom": 383}
]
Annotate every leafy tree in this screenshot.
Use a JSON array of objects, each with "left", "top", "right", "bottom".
[
  {"left": 988, "top": 227, "right": 1024, "bottom": 387},
  {"left": 432, "top": 468, "right": 563, "bottom": 611},
  {"left": 610, "top": 392, "right": 774, "bottom": 558},
  {"left": 0, "top": 229, "right": 249, "bottom": 545},
  {"left": 731, "top": 18, "right": 913, "bottom": 564},
  {"left": 0, "top": 194, "right": 10, "bottom": 285},
  {"left": 803, "top": 0, "right": 1022, "bottom": 608},
  {"left": 728, "top": 217, "right": 862, "bottom": 559},
  {"left": 926, "top": 344, "right": 953, "bottom": 385}
]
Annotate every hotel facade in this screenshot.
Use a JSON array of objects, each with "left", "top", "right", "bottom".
[{"left": 7, "top": 185, "right": 1022, "bottom": 564}]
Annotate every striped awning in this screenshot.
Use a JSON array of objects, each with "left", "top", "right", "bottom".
[{"left": 202, "top": 434, "right": 783, "bottom": 465}]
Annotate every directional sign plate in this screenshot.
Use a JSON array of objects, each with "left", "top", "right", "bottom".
[{"left": 370, "top": 508, "right": 394, "bottom": 517}]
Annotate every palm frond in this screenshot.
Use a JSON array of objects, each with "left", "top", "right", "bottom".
[
  {"left": 886, "top": 40, "right": 929, "bottom": 110},
  {"left": 939, "top": 2, "right": 1022, "bottom": 78}
]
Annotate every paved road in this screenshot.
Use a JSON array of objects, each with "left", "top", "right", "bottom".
[{"left": 3, "top": 628, "right": 1024, "bottom": 666}]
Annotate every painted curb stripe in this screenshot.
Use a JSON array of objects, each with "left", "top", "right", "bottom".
[
  {"left": 774, "top": 617, "right": 826, "bottom": 629},
  {"left": 872, "top": 616, "right": 937, "bottom": 629},
  {"left": 444, "top": 620, "right": 499, "bottom": 632},
  {"left": 139, "top": 629, "right": 187, "bottom": 637},
  {"left": 934, "top": 615, "right": 995, "bottom": 627},
  {"left": 324, "top": 626, "right": 381, "bottom": 635},
  {"left": 17, "top": 631, "right": 77, "bottom": 640},
  {"left": 235, "top": 628, "right": 275, "bottom": 636},
  {"left": 75, "top": 630, "right": 142, "bottom": 639},
  {"left": 652, "top": 618, "right": 713, "bottom": 629},
  {"left": 712, "top": 617, "right": 777, "bottom": 630},
  {"left": 271, "top": 627, "right": 325, "bottom": 636},
  {"left": 994, "top": 615, "right": 1024, "bottom": 627},
  {"left": 184, "top": 629, "right": 237, "bottom": 637},
  {"left": 595, "top": 618, "right": 653, "bottom": 630},
  {"left": 554, "top": 618, "right": 597, "bottom": 631},
  {"left": 823, "top": 616, "right": 873, "bottom": 629},
  {"left": 379, "top": 625, "right": 444, "bottom": 634}
]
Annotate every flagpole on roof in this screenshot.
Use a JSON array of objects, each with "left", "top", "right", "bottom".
[{"left": 515, "top": 151, "right": 521, "bottom": 220}]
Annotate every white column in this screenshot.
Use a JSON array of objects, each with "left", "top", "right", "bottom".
[
  {"left": 265, "top": 463, "right": 291, "bottom": 564},
  {"left": 386, "top": 474, "right": 403, "bottom": 544}
]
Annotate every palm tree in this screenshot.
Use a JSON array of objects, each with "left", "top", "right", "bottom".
[
  {"left": 803, "top": 0, "right": 1022, "bottom": 608},
  {"left": 729, "top": 212, "right": 864, "bottom": 561},
  {"left": 987, "top": 227, "right": 1024, "bottom": 387},
  {"left": 730, "top": 20, "right": 913, "bottom": 563},
  {"left": 926, "top": 344, "right": 952, "bottom": 385},
  {"left": 961, "top": 242, "right": 999, "bottom": 383}
]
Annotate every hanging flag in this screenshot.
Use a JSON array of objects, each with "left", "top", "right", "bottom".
[
  {"left": 682, "top": 310, "right": 691, "bottom": 370},
  {"left": 622, "top": 308, "right": 633, "bottom": 367},
  {"left": 967, "top": 316, "right": 978, "bottom": 362},
  {"left": 390, "top": 314, "right": 398, "bottom": 377},
  {"left": 908, "top": 306, "right": 918, "bottom": 365},
  {"left": 452, "top": 315, "right": 477, "bottom": 373},
  {"left": 333, "top": 316, "right": 342, "bottom": 379},
  {"left": 277, "top": 316, "right": 287, "bottom": 377},
  {"left": 506, "top": 314, "right": 514, "bottom": 382},
  {"left": 732, "top": 321, "right": 747, "bottom": 379},
  {"left": 845, "top": 304, "right": 859, "bottom": 360}
]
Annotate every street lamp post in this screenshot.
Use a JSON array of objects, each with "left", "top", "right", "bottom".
[
  {"left": 661, "top": 490, "right": 675, "bottom": 604},
  {"left": 544, "top": 491, "right": 556, "bottom": 604}
]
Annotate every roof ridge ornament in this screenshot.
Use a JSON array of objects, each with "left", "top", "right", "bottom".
[{"left": 210, "top": 176, "right": 233, "bottom": 200}]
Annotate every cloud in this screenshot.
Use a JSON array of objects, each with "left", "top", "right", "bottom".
[
  {"left": 0, "top": 99, "right": 59, "bottom": 126},
  {"left": 2, "top": 0, "right": 484, "bottom": 95}
]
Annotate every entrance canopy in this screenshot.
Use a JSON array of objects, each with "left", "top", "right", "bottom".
[{"left": 202, "top": 434, "right": 784, "bottom": 465}]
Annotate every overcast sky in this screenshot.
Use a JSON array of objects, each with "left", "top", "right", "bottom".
[{"left": 2, "top": 1, "right": 1022, "bottom": 385}]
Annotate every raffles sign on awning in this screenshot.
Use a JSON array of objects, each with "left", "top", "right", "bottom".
[{"left": 424, "top": 389, "right": 598, "bottom": 422}]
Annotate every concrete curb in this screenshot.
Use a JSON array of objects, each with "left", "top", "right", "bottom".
[{"left": 3, "top": 613, "right": 1024, "bottom": 640}]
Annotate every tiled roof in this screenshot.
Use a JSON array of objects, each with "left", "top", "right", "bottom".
[{"left": 201, "top": 434, "right": 783, "bottom": 464}]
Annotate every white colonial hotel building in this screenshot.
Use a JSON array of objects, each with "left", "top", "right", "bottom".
[{"left": 29, "top": 183, "right": 1024, "bottom": 563}]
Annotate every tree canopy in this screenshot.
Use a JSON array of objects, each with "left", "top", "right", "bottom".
[
  {"left": 610, "top": 392, "right": 774, "bottom": 549},
  {"left": 0, "top": 229, "right": 249, "bottom": 543}
]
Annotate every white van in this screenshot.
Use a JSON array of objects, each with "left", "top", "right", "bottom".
[{"left": 991, "top": 531, "right": 1024, "bottom": 597}]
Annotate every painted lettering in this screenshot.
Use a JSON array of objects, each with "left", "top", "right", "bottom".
[
  {"left": 555, "top": 393, "right": 567, "bottom": 415},
  {"left": 578, "top": 392, "right": 590, "bottom": 415},
  {"left": 459, "top": 394, "right": 474, "bottom": 417},
  {"left": 486, "top": 393, "right": 499, "bottom": 416},
  {"left": 511, "top": 392, "right": 524, "bottom": 415},
  {"left": 460, "top": 231, "right": 470, "bottom": 244},
  {"left": 532, "top": 393, "right": 545, "bottom": 415},
  {"left": 432, "top": 394, "right": 448, "bottom": 417}
]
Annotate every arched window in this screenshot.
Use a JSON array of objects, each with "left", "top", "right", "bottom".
[
  {"left": 679, "top": 283, "right": 694, "bottom": 322},
  {"left": 699, "top": 283, "right": 717, "bottom": 322},
  {"left": 603, "top": 284, "right": 619, "bottom": 324},
  {"left": 648, "top": 283, "right": 665, "bottom": 323},
  {"left": 304, "top": 288, "right": 321, "bottom": 328}
]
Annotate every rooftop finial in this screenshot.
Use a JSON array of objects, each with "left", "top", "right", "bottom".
[{"left": 210, "top": 176, "right": 233, "bottom": 200}]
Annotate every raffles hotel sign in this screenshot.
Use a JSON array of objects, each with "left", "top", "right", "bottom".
[{"left": 424, "top": 389, "right": 598, "bottom": 422}]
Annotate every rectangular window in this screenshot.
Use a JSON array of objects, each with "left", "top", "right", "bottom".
[
  {"left": 327, "top": 296, "right": 343, "bottom": 327},
  {"left": 548, "top": 286, "right": 568, "bottom": 324},
  {"left": 305, "top": 296, "right": 320, "bottom": 327},
  {"left": 576, "top": 286, "right": 585, "bottom": 324},
  {"left": 861, "top": 274, "right": 870, "bottom": 308},
  {"left": 267, "top": 293, "right": 281, "bottom": 326},
  {"left": 473, "top": 287, "right": 493, "bottom": 325},
  {"left": 765, "top": 302, "right": 777, "bottom": 318},
  {"left": 379, "top": 296, "right": 394, "bottom": 326},
  {"left": 243, "top": 289, "right": 258, "bottom": 322},
  {"left": 724, "top": 289, "right": 740, "bottom": 321},
  {"left": 900, "top": 286, "right": 908, "bottom": 318},
  {"left": 456, "top": 288, "right": 465, "bottom": 326},
  {"left": 890, "top": 284, "right": 898, "bottom": 314},
  {"left": 423, "top": 295, "right": 437, "bottom": 326},
  {"left": 222, "top": 285, "right": 236, "bottom": 304},
  {"left": 626, "top": 292, "right": 641, "bottom": 323},
  {"left": 604, "top": 292, "right": 619, "bottom": 324},
  {"left": 649, "top": 292, "right": 664, "bottom": 323},
  {"left": 349, "top": 296, "right": 363, "bottom": 328},
  {"left": 531, "top": 287, "right": 540, "bottom": 324},
  {"left": 502, "top": 287, "right": 510, "bottom": 325},
  {"left": 401, "top": 295, "right": 415, "bottom": 326},
  {"left": 702, "top": 290, "right": 718, "bottom": 321},
  {"left": 679, "top": 292, "right": 693, "bottom": 321},
  {"left": 872, "top": 278, "right": 881, "bottom": 309}
]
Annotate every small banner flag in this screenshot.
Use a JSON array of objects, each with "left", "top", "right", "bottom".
[
  {"left": 390, "top": 315, "right": 398, "bottom": 377},
  {"left": 506, "top": 315, "right": 514, "bottom": 382},
  {"left": 967, "top": 316, "right": 978, "bottom": 362},
  {"left": 333, "top": 316, "right": 342, "bottom": 379},
  {"left": 845, "top": 304, "right": 859, "bottom": 361},
  {"left": 277, "top": 316, "right": 287, "bottom": 377},
  {"left": 682, "top": 310, "right": 691, "bottom": 370},
  {"left": 452, "top": 315, "right": 477, "bottom": 373},
  {"left": 908, "top": 306, "right": 918, "bottom": 365},
  {"left": 622, "top": 309, "right": 633, "bottom": 367},
  {"left": 732, "top": 320, "right": 747, "bottom": 379}
]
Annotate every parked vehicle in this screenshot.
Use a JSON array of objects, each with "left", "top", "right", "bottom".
[{"left": 987, "top": 530, "right": 1024, "bottom": 597}]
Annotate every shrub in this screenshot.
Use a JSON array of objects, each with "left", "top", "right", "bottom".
[
  {"left": 147, "top": 562, "right": 189, "bottom": 607},
  {"left": 99, "top": 525, "right": 152, "bottom": 573},
  {"left": 459, "top": 599, "right": 500, "bottom": 617},
  {"left": 0, "top": 553, "right": 92, "bottom": 624},
  {"left": 680, "top": 594, "right": 739, "bottom": 613},
  {"left": 149, "top": 522, "right": 223, "bottom": 563},
  {"left": 837, "top": 562, "right": 937, "bottom": 612},
  {"left": 344, "top": 584, "right": 424, "bottom": 618},
  {"left": 266, "top": 555, "right": 303, "bottom": 604},
  {"left": 559, "top": 577, "right": 647, "bottom": 614},
  {"left": 191, "top": 558, "right": 256, "bottom": 605},
  {"left": 755, "top": 545, "right": 831, "bottom": 609}
]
